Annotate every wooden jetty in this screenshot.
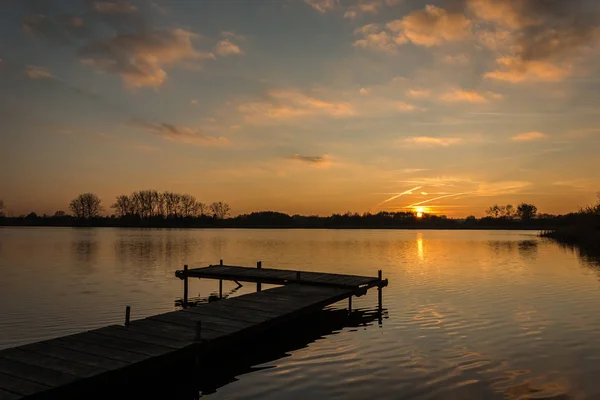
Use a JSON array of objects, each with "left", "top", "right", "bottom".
[{"left": 0, "top": 262, "right": 388, "bottom": 399}]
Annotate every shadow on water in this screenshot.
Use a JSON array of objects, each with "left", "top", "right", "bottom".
[{"left": 87, "top": 306, "right": 386, "bottom": 400}]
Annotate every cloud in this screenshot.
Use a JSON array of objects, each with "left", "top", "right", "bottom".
[
  {"left": 469, "top": 0, "right": 600, "bottom": 83},
  {"left": 484, "top": 56, "right": 572, "bottom": 83},
  {"left": 511, "top": 131, "right": 547, "bottom": 142},
  {"left": 401, "top": 136, "right": 463, "bottom": 147},
  {"left": 438, "top": 89, "right": 498, "bottom": 104},
  {"left": 406, "top": 89, "right": 431, "bottom": 98},
  {"left": 238, "top": 90, "right": 355, "bottom": 123},
  {"left": 304, "top": 0, "right": 338, "bottom": 13},
  {"left": 287, "top": 154, "right": 331, "bottom": 165},
  {"left": 215, "top": 39, "right": 243, "bottom": 56},
  {"left": 344, "top": 1, "right": 382, "bottom": 19},
  {"left": 359, "top": 87, "right": 371, "bottom": 95},
  {"left": 26, "top": 65, "right": 54, "bottom": 79},
  {"left": 135, "top": 121, "right": 230, "bottom": 146},
  {"left": 93, "top": 2, "right": 137, "bottom": 14},
  {"left": 353, "top": 5, "right": 471, "bottom": 52},
  {"left": 79, "top": 28, "right": 215, "bottom": 89},
  {"left": 443, "top": 54, "right": 470, "bottom": 66}
]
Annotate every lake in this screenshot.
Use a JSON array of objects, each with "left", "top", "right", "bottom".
[{"left": 1, "top": 227, "right": 600, "bottom": 399}]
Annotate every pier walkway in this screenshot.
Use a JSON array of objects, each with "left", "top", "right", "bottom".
[{"left": 0, "top": 264, "right": 388, "bottom": 399}]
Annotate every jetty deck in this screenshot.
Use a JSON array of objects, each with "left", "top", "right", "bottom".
[{"left": 0, "top": 264, "right": 388, "bottom": 399}]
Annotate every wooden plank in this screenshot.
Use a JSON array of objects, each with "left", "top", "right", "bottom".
[
  {"left": 72, "top": 332, "right": 173, "bottom": 357},
  {"left": 182, "top": 306, "right": 271, "bottom": 324},
  {"left": 18, "top": 342, "right": 129, "bottom": 371},
  {"left": 125, "top": 320, "right": 196, "bottom": 342},
  {"left": 1, "top": 348, "right": 106, "bottom": 378},
  {"left": 0, "top": 372, "right": 50, "bottom": 396},
  {"left": 92, "top": 326, "right": 187, "bottom": 350},
  {"left": 49, "top": 338, "right": 148, "bottom": 364},
  {"left": 0, "top": 357, "right": 78, "bottom": 388},
  {"left": 192, "top": 302, "right": 281, "bottom": 321},
  {"left": 174, "top": 312, "right": 256, "bottom": 331},
  {"left": 0, "top": 388, "right": 22, "bottom": 400},
  {"left": 148, "top": 313, "right": 234, "bottom": 337},
  {"left": 151, "top": 312, "right": 241, "bottom": 335}
]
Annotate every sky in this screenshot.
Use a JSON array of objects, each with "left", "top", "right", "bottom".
[{"left": 1, "top": 0, "right": 599, "bottom": 217}]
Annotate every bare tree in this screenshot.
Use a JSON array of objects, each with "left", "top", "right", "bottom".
[
  {"left": 111, "top": 195, "right": 135, "bottom": 217},
  {"left": 69, "top": 193, "right": 102, "bottom": 219},
  {"left": 210, "top": 201, "right": 231, "bottom": 219},
  {"left": 486, "top": 205, "right": 501, "bottom": 218}
]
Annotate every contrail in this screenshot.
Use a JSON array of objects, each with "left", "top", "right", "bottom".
[
  {"left": 373, "top": 186, "right": 422, "bottom": 210},
  {"left": 406, "top": 192, "right": 471, "bottom": 208}
]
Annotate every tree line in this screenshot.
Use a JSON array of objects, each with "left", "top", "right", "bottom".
[
  {"left": 67, "top": 191, "right": 230, "bottom": 220},
  {"left": 0, "top": 194, "right": 597, "bottom": 230}
]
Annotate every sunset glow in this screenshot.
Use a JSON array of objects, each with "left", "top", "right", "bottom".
[{"left": 2, "top": 0, "right": 600, "bottom": 217}]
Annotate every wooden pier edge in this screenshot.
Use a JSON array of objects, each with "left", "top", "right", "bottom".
[{"left": 0, "top": 262, "right": 388, "bottom": 399}]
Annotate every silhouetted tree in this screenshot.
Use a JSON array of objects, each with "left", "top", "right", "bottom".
[
  {"left": 210, "top": 201, "right": 230, "bottom": 219},
  {"left": 53, "top": 210, "right": 66, "bottom": 217},
  {"left": 517, "top": 203, "right": 537, "bottom": 221},
  {"left": 580, "top": 192, "right": 600, "bottom": 215},
  {"left": 69, "top": 193, "right": 102, "bottom": 219},
  {"left": 486, "top": 205, "right": 501, "bottom": 218},
  {"left": 0, "top": 199, "right": 4, "bottom": 217},
  {"left": 111, "top": 195, "right": 136, "bottom": 217}
]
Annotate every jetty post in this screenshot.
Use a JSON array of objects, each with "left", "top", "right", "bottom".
[{"left": 257, "top": 261, "right": 262, "bottom": 292}]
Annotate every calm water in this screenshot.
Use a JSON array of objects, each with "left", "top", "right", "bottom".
[{"left": 1, "top": 227, "right": 600, "bottom": 399}]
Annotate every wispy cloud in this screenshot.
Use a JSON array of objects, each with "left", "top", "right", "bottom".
[
  {"left": 439, "top": 89, "right": 501, "bottom": 104},
  {"left": 25, "top": 65, "right": 54, "bottom": 79},
  {"left": 406, "top": 89, "right": 431, "bottom": 98},
  {"left": 304, "top": 0, "right": 338, "bottom": 14},
  {"left": 134, "top": 121, "right": 230, "bottom": 146},
  {"left": 511, "top": 131, "right": 547, "bottom": 142},
  {"left": 287, "top": 154, "right": 331, "bottom": 164},
  {"left": 238, "top": 90, "right": 355, "bottom": 123},
  {"left": 400, "top": 136, "right": 463, "bottom": 147},
  {"left": 215, "top": 39, "right": 243, "bottom": 56}
]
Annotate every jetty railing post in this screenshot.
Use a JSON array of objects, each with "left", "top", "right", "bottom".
[
  {"left": 348, "top": 296, "right": 352, "bottom": 313},
  {"left": 125, "top": 305, "right": 131, "bottom": 326},
  {"left": 219, "top": 279, "right": 223, "bottom": 299},
  {"left": 257, "top": 261, "right": 262, "bottom": 292},
  {"left": 183, "top": 264, "right": 189, "bottom": 308},
  {"left": 196, "top": 321, "right": 202, "bottom": 341},
  {"left": 220, "top": 259, "right": 223, "bottom": 266},
  {"left": 377, "top": 269, "right": 383, "bottom": 312}
]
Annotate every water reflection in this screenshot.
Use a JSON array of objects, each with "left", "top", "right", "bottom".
[
  {"left": 71, "top": 230, "right": 98, "bottom": 266},
  {"left": 487, "top": 240, "right": 539, "bottom": 262}
]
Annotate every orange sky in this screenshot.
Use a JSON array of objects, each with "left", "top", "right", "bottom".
[{"left": 1, "top": 0, "right": 599, "bottom": 217}]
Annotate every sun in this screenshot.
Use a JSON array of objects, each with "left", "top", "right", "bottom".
[{"left": 415, "top": 206, "right": 426, "bottom": 218}]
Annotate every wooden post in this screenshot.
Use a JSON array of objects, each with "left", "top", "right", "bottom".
[
  {"left": 348, "top": 296, "right": 352, "bottom": 313},
  {"left": 125, "top": 305, "right": 131, "bottom": 326},
  {"left": 183, "top": 264, "right": 189, "bottom": 308},
  {"left": 257, "top": 261, "right": 262, "bottom": 292},
  {"left": 377, "top": 269, "right": 383, "bottom": 312},
  {"left": 219, "top": 279, "right": 223, "bottom": 299},
  {"left": 195, "top": 321, "right": 202, "bottom": 341},
  {"left": 220, "top": 259, "right": 223, "bottom": 266},
  {"left": 296, "top": 271, "right": 301, "bottom": 281}
]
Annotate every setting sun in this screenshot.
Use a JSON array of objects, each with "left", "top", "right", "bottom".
[{"left": 416, "top": 207, "right": 426, "bottom": 218}]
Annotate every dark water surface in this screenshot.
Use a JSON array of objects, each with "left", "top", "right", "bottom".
[{"left": 1, "top": 227, "right": 600, "bottom": 399}]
